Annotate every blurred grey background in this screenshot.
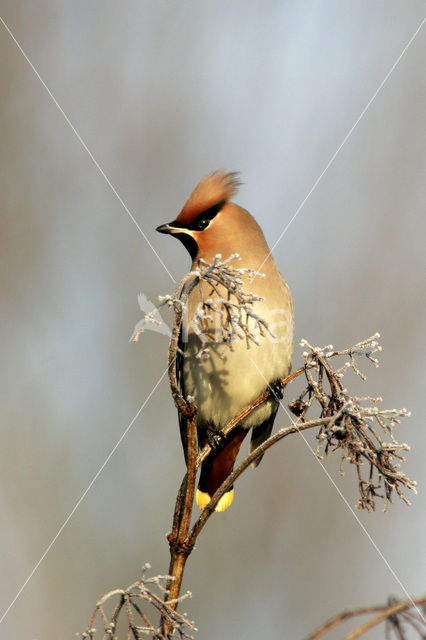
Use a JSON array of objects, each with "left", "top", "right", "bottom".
[{"left": 0, "top": 2, "right": 425, "bottom": 639}]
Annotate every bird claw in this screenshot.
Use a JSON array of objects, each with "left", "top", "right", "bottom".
[
  {"left": 206, "top": 425, "right": 225, "bottom": 450},
  {"left": 270, "top": 379, "right": 285, "bottom": 400}
]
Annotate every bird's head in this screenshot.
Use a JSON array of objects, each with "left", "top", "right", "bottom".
[{"left": 156, "top": 171, "right": 264, "bottom": 263}]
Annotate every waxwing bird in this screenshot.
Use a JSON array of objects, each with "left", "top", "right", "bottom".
[{"left": 157, "top": 171, "right": 294, "bottom": 511}]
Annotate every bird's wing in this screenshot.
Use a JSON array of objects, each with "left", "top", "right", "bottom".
[
  {"left": 176, "top": 302, "right": 190, "bottom": 464},
  {"left": 249, "top": 400, "right": 279, "bottom": 468}
]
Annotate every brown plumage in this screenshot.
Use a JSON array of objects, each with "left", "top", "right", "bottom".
[
  {"left": 157, "top": 171, "right": 294, "bottom": 511},
  {"left": 176, "top": 171, "right": 241, "bottom": 225}
]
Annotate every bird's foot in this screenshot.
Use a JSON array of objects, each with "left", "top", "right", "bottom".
[
  {"left": 270, "top": 379, "right": 285, "bottom": 400},
  {"left": 206, "top": 425, "right": 225, "bottom": 450}
]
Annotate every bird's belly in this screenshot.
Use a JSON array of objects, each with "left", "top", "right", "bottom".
[{"left": 182, "top": 333, "right": 292, "bottom": 429}]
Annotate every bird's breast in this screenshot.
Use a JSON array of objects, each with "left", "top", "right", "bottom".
[{"left": 181, "top": 277, "right": 294, "bottom": 429}]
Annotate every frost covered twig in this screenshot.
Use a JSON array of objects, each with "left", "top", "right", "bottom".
[
  {"left": 77, "top": 563, "right": 196, "bottom": 640},
  {"left": 292, "top": 334, "right": 415, "bottom": 511},
  {"left": 131, "top": 253, "right": 272, "bottom": 359},
  {"left": 189, "top": 254, "right": 272, "bottom": 358}
]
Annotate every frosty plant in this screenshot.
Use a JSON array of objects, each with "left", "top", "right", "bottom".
[
  {"left": 80, "top": 254, "right": 417, "bottom": 639},
  {"left": 132, "top": 253, "right": 293, "bottom": 353}
]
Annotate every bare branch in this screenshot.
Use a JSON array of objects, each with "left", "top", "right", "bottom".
[
  {"left": 297, "top": 335, "right": 415, "bottom": 512},
  {"left": 77, "top": 564, "right": 196, "bottom": 640},
  {"left": 188, "top": 416, "right": 332, "bottom": 543},
  {"left": 307, "top": 594, "right": 426, "bottom": 639}
]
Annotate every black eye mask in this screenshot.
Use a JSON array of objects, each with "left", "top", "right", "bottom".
[{"left": 182, "top": 200, "right": 226, "bottom": 231}]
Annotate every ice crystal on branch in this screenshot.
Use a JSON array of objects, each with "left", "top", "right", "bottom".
[
  {"left": 132, "top": 254, "right": 272, "bottom": 359},
  {"left": 290, "top": 335, "right": 415, "bottom": 511},
  {"left": 189, "top": 254, "right": 272, "bottom": 359},
  {"left": 78, "top": 564, "right": 196, "bottom": 640}
]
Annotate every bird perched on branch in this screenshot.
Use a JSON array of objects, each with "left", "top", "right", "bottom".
[{"left": 157, "top": 171, "right": 294, "bottom": 511}]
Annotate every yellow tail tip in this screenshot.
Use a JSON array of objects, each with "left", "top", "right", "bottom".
[{"left": 196, "top": 489, "right": 234, "bottom": 512}]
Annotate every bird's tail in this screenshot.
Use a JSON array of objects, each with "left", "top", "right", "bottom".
[{"left": 196, "top": 427, "right": 247, "bottom": 512}]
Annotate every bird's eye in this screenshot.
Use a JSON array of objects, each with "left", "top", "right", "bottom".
[
  {"left": 196, "top": 218, "right": 210, "bottom": 231},
  {"left": 188, "top": 200, "right": 225, "bottom": 232}
]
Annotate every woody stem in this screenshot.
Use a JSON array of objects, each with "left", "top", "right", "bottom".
[{"left": 162, "top": 412, "right": 197, "bottom": 636}]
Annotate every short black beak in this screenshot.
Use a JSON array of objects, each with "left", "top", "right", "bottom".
[
  {"left": 156, "top": 223, "right": 173, "bottom": 234},
  {"left": 156, "top": 220, "right": 197, "bottom": 260}
]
